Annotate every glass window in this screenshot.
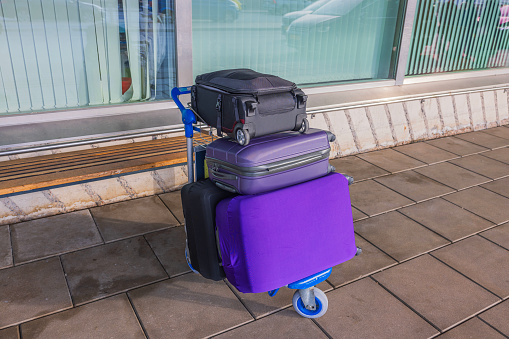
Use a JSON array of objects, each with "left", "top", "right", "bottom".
[
  {"left": 407, "top": 0, "right": 509, "bottom": 75},
  {"left": 0, "top": 0, "right": 176, "bottom": 115},
  {"left": 192, "top": 0, "right": 403, "bottom": 86}
]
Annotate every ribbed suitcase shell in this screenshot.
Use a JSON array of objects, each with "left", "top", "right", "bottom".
[
  {"left": 215, "top": 173, "right": 357, "bottom": 293},
  {"left": 180, "top": 179, "right": 236, "bottom": 280},
  {"left": 206, "top": 129, "right": 332, "bottom": 194}
]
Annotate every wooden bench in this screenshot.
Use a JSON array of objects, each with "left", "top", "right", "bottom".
[{"left": 0, "top": 134, "right": 213, "bottom": 196}]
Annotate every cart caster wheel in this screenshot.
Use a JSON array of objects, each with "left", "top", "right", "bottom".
[
  {"left": 235, "top": 128, "right": 250, "bottom": 146},
  {"left": 292, "top": 288, "right": 328, "bottom": 318},
  {"left": 299, "top": 118, "right": 309, "bottom": 133},
  {"left": 185, "top": 246, "right": 199, "bottom": 274}
]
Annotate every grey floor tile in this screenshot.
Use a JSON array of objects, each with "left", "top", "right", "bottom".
[
  {"left": 393, "top": 142, "right": 459, "bottom": 164},
  {"left": 61, "top": 237, "right": 167, "bottom": 305},
  {"left": 481, "top": 223, "right": 509, "bottom": 250},
  {"left": 374, "top": 171, "right": 455, "bottom": 202},
  {"left": 357, "top": 148, "right": 426, "bottom": 173},
  {"left": 354, "top": 212, "right": 449, "bottom": 262},
  {"left": 455, "top": 131, "right": 509, "bottom": 149},
  {"left": 479, "top": 300, "right": 509, "bottom": 336},
  {"left": 443, "top": 187, "right": 509, "bottom": 224},
  {"left": 426, "top": 136, "right": 489, "bottom": 156},
  {"left": 144, "top": 226, "right": 190, "bottom": 277},
  {"left": 329, "top": 156, "right": 389, "bottom": 181},
  {"left": 399, "top": 198, "right": 495, "bottom": 242},
  {"left": 373, "top": 255, "right": 500, "bottom": 331},
  {"left": 481, "top": 126, "right": 509, "bottom": 140},
  {"left": 214, "top": 308, "right": 327, "bottom": 339},
  {"left": 349, "top": 180, "right": 414, "bottom": 216},
  {"left": 481, "top": 147, "right": 509, "bottom": 164},
  {"left": 315, "top": 278, "right": 438, "bottom": 338},
  {"left": 415, "top": 162, "right": 491, "bottom": 190},
  {"left": 0, "top": 226, "right": 12, "bottom": 269},
  {"left": 229, "top": 281, "right": 331, "bottom": 319},
  {"left": 158, "top": 191, "right": 184, "bottom": 224},
  {"left": 482, "top": 177, "right": 509, "bottom": 198},
  {"left": 352, "top": 207, "right": 367, "bottom": 221},
  {"left": 449, "top": 155, "right": 509, "bottom": 180},
  {"left": 128, "top": 274, "right": 253, "bottom": 339},
  {"left": 0, "top": 258, "right": 72, "bottom": 329},
  {"left": 436, "top": 317, "right": 505, "bottom": 339},
  {"left": 90, "top": 196, "right": 179, "bottom": 242},
  {"left": 327, "top": 234, "right": 396, "bottom": 287},
  {"left": 432, "top": 236, "right": 509, "bottom": 298},
  {"left": 0, "top": 326, "right": 19, "bottom": 339},
  {"left": 11, "top": 210, "right": 102, "bottom": 265},
  {"left": 20, "top": 294, "right": 144, "bottom": 339}
]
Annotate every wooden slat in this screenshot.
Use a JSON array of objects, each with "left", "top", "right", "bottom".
[{"left": 0, "top": 134, "right": 214, "bottom": 196}]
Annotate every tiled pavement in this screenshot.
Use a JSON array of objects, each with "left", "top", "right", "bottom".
[{"left": 1, "top": 126, "right": 509, "bottom": 338}]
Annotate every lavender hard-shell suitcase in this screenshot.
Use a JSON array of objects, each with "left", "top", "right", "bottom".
[
  {"left": 215, "top": 172, "right": 357, "bottom": 293},
  {"left": 206, "top": 129, "right": 336, "bottom": 195}
]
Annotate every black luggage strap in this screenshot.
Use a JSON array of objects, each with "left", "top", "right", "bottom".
[
  {"left": 191, "top": 86, "right": 197, "bottom": 108},
  {"left": 216, "top": 94, "right": 223, "bottom": 136},
  {"left": 232, "top": 97, "right": 240, "bottom": 122}
]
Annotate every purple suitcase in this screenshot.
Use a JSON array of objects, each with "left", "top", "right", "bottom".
[
  {"left": 215, "top": 172, "right": 357, "bottom": 293},
  {"left": 206, "top": 129, "right": 335, "bottom": 195}
]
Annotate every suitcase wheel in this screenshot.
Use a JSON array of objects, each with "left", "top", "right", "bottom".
[
  {"left": 299, "top": 118, "right": 309, "bottom": 134},
  {"left": 292, "top": 288, "right": 328, "bottom": 318},
  {"left": 235, "top": 127, "right": 250, "bottom": 146},
  {"left": 185, "top": 245, "right": 199, "bottom": 275}
]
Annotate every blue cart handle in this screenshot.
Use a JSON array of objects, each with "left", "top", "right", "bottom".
[{"left": 171, "top": 86, "right": 196, "bottom": 138}]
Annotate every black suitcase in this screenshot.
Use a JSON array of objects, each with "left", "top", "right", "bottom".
[
  {"left": 180, "top": 179, "right": 236, "bottom": 281},
  {"left": 191, "top": 69, "right": 309, "bottom": 145}
]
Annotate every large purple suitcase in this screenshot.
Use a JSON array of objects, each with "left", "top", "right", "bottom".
[
  {"left": 206, "top": 129, "right": 335, "bottom": 195},
  {"left": 215, "top": 172, "right": 357, "bottom": 293}
]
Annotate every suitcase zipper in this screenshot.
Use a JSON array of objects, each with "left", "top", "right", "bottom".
[
  {"left": 197, "top": 83, "right": 296, "bottom": 96},
  {"left": 207, "top": 149, "right": 330, "bottom": 177}
]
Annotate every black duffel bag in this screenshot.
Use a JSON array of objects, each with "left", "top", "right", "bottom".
[{"left": 191, "top": 69, "right": 308, "bottom": 145}]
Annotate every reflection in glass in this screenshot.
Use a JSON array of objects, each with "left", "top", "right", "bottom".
[
  {"left": 192, "top": 0, "right": 402, "bottom": 85},
  {"left": 407, "top": 0, "right": 509, "bottom": 75},
  {"left": 0, "top": 0, "right": 175, "bottom": 115}
]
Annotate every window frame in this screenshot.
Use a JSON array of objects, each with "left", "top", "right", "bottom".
[{"left": 1, "top": 0, "right": 508, "bottom": 154}]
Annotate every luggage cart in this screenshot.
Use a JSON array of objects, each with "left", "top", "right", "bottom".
[{"left": 172, "top": 86, "right": 360, "bottom": 319}]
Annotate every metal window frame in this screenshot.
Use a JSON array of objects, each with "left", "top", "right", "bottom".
[{"left": 1, "top": 0, "right": 508, "bottom": 154}]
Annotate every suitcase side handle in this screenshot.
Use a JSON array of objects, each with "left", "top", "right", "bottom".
[{"left": 210, "top": 168, "right": 238, "bottom": 181}]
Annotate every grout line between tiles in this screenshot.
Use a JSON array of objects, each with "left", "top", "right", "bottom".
[
  {"left": 311, "top": 319, "right": 334, "bottom": 339},
  {"left": 155, "top": 194, "right": 182, "bottom": 225},
  {"left": 141, "top": 235, "right": 170, "bottom": 279},
  {"left": 394, "top": 210, "right": 452, "bottom": 243},
  {"left": 58, "top": 255, "right": 75, "bottom": 307},
  {"left": 72, "top": 276, "right": 171, "bottom": 308},
  {"left": 224, "top": 280, "right": 257, "bottom": 320},
  {"left": 87, "top": 208, "right": 106, "bottom": 244},
  {"left": 8, "top": 224, "right": 14, "bottom": 267},
  {"left": 477, "top": 315, "right": 509, "bottom": 339},
  {"left": 208, "top": 318, "right": 256, "bottom": 338},
  {"left": 478, "top": 233, "right": 509, "bottom": 252},
  {"left": 126, "top": 292, "right": 150, "bottom": 339},
  {"left": 17, "top": 325, "right": 22, "bottom": 339},
  {"left": 477, "top": 185, "right": 509, "bottom": 201},
  {"left": 431, "top": 300, "right": 505, "bottom": 336},
  {"left": 368, "top": 275, "right": 442, "bottom": 334},
  {"left": 352, "top": 232, "right": 399, "bottom": 263},
  {"left": 6, "top": 227, "right": 185, "bottom": 271},
  {"left": 428, "top": 253, "right": 503, "bottom": 300}
]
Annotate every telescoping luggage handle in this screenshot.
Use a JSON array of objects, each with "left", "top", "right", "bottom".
[{"left": 171, "top": 86, "right": 200, "bottom": 183}]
